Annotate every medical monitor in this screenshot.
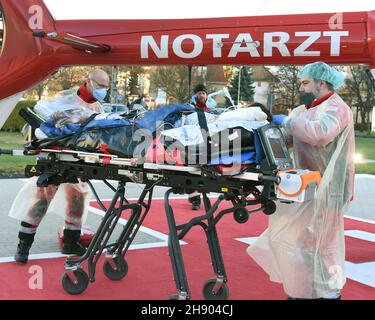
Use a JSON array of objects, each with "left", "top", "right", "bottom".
[{"left": 257, "top": 124, "right": 294, "bottom": 170}]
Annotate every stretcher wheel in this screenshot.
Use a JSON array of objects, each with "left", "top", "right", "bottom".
[
  {"left": 61, "top": 268, "right": 89, "bottom": 295},
  {"left": 103, "top": 256, "right": 128, "bottom": 281},
  {"left": 233, "top": 207, "right": 249, "bottom": 224},
  {"left": 202, "top": 279, "right": 229, "bottom": 300},
  {"left": 263, "top": 200, "right": 276, "bottom": 215}
]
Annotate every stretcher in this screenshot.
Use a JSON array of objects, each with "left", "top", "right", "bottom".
[{"left": 3, "top": 124, "right": 320, "bottom": 300}]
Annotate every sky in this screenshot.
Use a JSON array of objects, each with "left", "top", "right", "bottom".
[{"left": 43, "top": 0, "right": 375, "bottom": 20}]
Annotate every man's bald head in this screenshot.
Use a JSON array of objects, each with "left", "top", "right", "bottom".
[{"left": 89, "top": 69, "right": 110, "bottom": 88}]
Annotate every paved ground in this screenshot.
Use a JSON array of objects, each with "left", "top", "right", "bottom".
[
  {"left": 0, "top": 175, "right": 373, "bottom": 259},
  {"left": 347, "top": 174, "right": 375, "bottom": 222}
]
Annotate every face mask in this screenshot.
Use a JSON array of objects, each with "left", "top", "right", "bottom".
[
  {"left": 206, "top": 97, "right": 217, "bottom": 109},
  {"left": 299, "top": 91, "right": 316, "bottom": 107},
  {"left": 90, "top": 80, "right": 107, "bottom": 102}
]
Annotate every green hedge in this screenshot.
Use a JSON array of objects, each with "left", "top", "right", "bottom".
[{"left": 2, "top": 100, "right": 38, "bottom": 132}]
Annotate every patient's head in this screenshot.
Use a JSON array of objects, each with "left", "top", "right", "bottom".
[{"left": 248, "top": 102, "right": 273, "bottom": 122}]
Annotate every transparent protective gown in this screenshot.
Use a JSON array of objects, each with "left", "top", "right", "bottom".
[
  {"left": 34, "top": 87, "right": 103, "bottom": 121},
  {"left": 9, "top": 177, "right": 92, "bottom": 226},
  {"left": 247, "top": 93, "right": 355, "bottom": 298},
  {"left": 9, "top": 87, "right": 101, "bottom": 226}
]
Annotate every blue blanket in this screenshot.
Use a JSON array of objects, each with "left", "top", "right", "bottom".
[
  {"left": 40, "top": 104, "right": 195, "bottom": 138},
  {"left": 135, "top": 104, "right": 194, "bottom": 132}
]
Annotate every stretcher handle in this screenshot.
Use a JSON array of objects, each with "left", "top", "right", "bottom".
[
  {"left": 258, "top": 174, "right": 281, "bottom": 185},
  {"left": 0, "top": 149, "right": 25, "bottom": 156}
]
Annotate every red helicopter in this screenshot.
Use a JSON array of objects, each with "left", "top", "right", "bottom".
[{"left": 0, "top": 0, "right": 374, "bottom": 126}]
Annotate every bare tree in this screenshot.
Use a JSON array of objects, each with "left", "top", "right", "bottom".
[
  {"left": 50, "top": 67, "right": 91, "bottom": 91},
  {"left": 273, "top": 66, "right": 301, "bottom": 112},
  {"left": 346, "top": 66, "right": 375, "bottom": 133},
  {"left": 116, "top": 66, "right": 146, "bottom": 104},
  {"left": 150, "top": 66, "right": 191, "bottom": 103},
  {"left": 24, "top": 79, "right": 49, "bottom": 100}
]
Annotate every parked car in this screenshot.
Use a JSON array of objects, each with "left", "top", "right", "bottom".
[{"left": 102, "top": 103, "right": 129, "bottom": 114}]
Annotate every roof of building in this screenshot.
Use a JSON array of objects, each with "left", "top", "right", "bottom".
[
  {"left": 206, "top": 66, "right": 227, "bottom": 84},
  {"left": 251, "top": 66, "right": 276, "bottom": 82}
]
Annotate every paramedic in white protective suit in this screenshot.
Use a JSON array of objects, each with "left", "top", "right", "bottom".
[
  {"left": 247, "top": 61, "right": 355, "bottom": 300},
  {"left": 9, "top": 69, "right": 109, "bottom": 264}
]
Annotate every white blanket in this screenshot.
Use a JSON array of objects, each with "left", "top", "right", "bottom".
[{"left": 162, "top": 107, "right": 269, "bottom": 146}]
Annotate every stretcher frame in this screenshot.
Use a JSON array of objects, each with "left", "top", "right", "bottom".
[{"left": 22, "top": 143, "right": 280, "bottom": 299}]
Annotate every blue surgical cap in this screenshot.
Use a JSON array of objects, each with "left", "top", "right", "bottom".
[{"left": 298, "top": 62, "right": 346, "bottom": 90}]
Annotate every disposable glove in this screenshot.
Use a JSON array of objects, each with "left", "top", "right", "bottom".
[{"left": 272, "top": 114, "right": 288, "bottom": 125}]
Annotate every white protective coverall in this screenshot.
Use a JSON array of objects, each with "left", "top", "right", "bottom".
[
  {"left": 9, "top": 87, "right": 103, "bottom": 226},
  {"left": 34, "top": 87, "right": 103, "bottom": 124},
  {"left": 247, "top": 93, "right": 355, "bottom": 299}
]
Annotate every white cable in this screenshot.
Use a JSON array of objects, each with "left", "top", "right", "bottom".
[{"left": 254, "top": 0, "right": 270, "bottom": 16}]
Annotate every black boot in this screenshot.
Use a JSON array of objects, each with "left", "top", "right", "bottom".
[
  {"left": 61, "top": 229, "right": 87, "bottom": 256},
  {"left": 188, "top": 195, "right": 201, "bottom": 211},
  {"left": 14, "top": 229, "right": 35, "bottom": 264}
]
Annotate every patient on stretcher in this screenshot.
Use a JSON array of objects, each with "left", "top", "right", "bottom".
[{"left": 25, "top": 99, "right": 271, "bottom": 167}]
